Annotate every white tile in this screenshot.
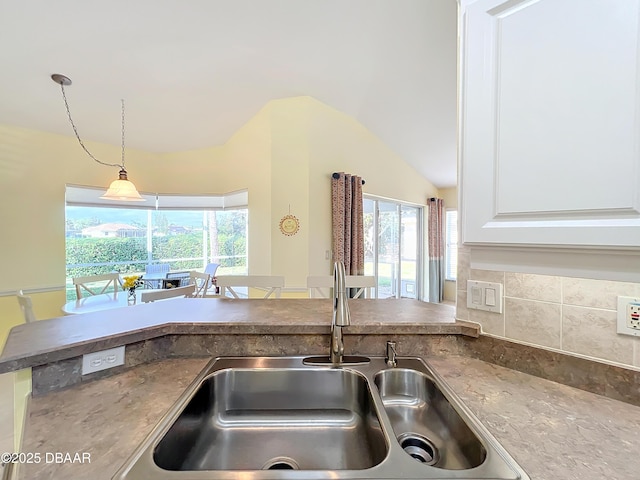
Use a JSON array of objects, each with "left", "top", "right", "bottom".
[
  {"left": 456, "top": 290, "right": 469, "bottom": 321},
  {"left": 457, "top": 249, "right": 470, "bottom": 292},
  {"left": 469, "top": 308, "right": 504, "bottom": 336},
  {"left": 505, "top": 298, "right": 562, "bottom": 349},
  {"left": 562, "top": 305, "right": 634, "bottom": 366},
  {"left": 469, "top": 269, "right": 504, "bottom": 284},
  {"left": 505, "top": 273, "right": 561, "bottom": 303},
  {"left": 562, "top": 277, "right": 638, "bottom": 310}
]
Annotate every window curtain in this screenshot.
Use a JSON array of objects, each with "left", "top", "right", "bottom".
[
  {"left": 428, "top": 197, "right": 445, "bottom": 303},
  {"left": 331, "top": 172, "right": 364, "bottom": 275}
]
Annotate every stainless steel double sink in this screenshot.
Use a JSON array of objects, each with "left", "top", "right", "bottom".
[{"left": 113, "top": 356, "right": 529, "bottom": 479}]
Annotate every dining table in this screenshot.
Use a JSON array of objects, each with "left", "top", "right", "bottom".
[
  {"left": 61, "top": 289, "right": 163, "bottom": 315},
  {"left": 141, "top": 270, "right": 191, "bottom": 289},
  {"left": 141, "top": 272, "right": 168, "bottom": 289}
]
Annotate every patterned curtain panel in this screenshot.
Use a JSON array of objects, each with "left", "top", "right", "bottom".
[
  {"left": 331, "top": 172, "right": 364, "bottom": 275},
  {"left": 428, "top": 197, "right": 445, "bottom": 303}
]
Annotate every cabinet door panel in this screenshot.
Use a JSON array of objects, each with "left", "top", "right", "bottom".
[{"left": 461, "top": 0, "right": 640, "bottom": 248}]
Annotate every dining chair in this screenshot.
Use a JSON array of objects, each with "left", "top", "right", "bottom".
[
  {"left": 346, "top": 275, "right": 376, "bottom": 298},
  {"left": 306, "top": 275, "right": 376, "bottom": 299},
  {"left": 216, "top": 275, "right": 285, "bottom": 299},
  {"left": 204, "top": 262, "right": 220, "bottom": 279},
  {"left": 307, "top": 275, "right": 333, "bottom": 298},
  {"left": 204, "top": 262, "right": 220, "bottom": 291},
  {"left": 140, "top": 284, "right": 196, "bottom": 302},
  {"left": 16, "top": 290, "right": 36, "bottom": 323},
  {"left": 73, "top": 272, "right": 121, "bottom": 299},
  {"left": 189, "top": 271, "right": 211, "bottom": 297}
]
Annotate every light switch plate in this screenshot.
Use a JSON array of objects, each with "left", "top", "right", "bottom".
[{"left": 467, "top": 280, "right": 503, "bottom": 313}]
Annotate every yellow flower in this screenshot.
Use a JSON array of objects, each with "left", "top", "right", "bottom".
[{"left": 123, "top": 275, "right": 142, "bottom": 289}]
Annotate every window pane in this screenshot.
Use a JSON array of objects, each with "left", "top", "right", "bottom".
[
  {"left": 363, "top": 196, "right": 423, "bottom": 300},
  {"left": 378, "top": 201, "right": 399, "bottom": 298},
  {"left": 65, "top": 206, "right": 150, "bottom": 300},
  {"left": 445, "top": 210, "right": 458, "bottom": 281},
  {"left": 400, "top": 205, "right": 418, "bottom": 298},
  {"left": 65, "top": 204, "right": 248, "bottom": 300},
  {"left": 363, "top": 198, "right": 376, "bottom": 278},
  {"left": 152, "top": 211, "right": 205, "bottom": 270},
  {"left": 212, "top": 210, "right": 248, "bottom": 274}
]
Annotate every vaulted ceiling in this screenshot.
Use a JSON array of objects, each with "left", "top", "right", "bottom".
[{"left": 0, "top": 0, "right": 458, "bottom": 188}]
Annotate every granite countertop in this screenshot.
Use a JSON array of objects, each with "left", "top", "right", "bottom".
[
  {"left": 13, "top": 355, "right": 640, "bottom": 480},
  {"left": 0, "top": 299, "right": 476, "bottom": 373}
]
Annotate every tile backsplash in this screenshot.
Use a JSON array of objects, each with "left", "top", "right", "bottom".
[{"left": 456, "top": 248, "right": 640, "bottom": 370}]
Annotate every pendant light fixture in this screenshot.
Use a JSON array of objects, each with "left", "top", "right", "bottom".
[{"left": 51, "top": 74, "right": 145, "bottom": 202}]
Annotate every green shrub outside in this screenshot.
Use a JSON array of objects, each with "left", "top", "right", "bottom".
[{"left": 65, "top": 233, "right": 247, "bottom": 300}]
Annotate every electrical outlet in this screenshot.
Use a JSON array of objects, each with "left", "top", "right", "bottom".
[
  {"left": 82, "top": 346, "right": 125, "bottom": 375},
  {"left": 617, "top": 296, "right": 640, "bottom": 337},
  {"left": 627, "top": 303, "right": 640, "bottom": 329},
  {"left": 467, "top": 280, "right": 503, "bottom": 313}
]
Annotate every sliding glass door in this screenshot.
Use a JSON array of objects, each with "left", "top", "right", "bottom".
[{"left": 363, "top": 197, "right": 422, "bottom": 299}]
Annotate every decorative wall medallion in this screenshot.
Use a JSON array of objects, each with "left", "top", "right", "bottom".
[{"left": 279, "top": 214, "right": 300, "bottom": 236}]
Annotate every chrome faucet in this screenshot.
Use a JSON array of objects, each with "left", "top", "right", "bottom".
[
  {"left": 385, "top": 341, "right": 397, "bottom": 368},
  {"left": 330, "top": 261, "right": 351, "bottom": 365}
]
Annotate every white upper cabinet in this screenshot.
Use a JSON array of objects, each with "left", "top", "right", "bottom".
[{"left": 460, "top": 0, "right": 640, "bottom": 250}]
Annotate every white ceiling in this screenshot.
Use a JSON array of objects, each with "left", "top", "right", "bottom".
[{"left": 0, "top": 0, "right": 458, "bottom": 188}]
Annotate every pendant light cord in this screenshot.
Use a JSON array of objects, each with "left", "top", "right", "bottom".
[{"left": 58, "top": 82, "right": 126, "bottom": 170}]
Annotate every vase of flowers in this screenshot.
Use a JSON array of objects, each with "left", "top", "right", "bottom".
[{"left": 123, "top": 275, "right": 143, "bottom": 305}]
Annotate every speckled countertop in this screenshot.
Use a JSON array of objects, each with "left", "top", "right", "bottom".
[
  {"left": 13, "top": 355, "right": 640, "bottom": 480},
  {"left": 0, "top": 299, "right": 475, "bottom": 373}
]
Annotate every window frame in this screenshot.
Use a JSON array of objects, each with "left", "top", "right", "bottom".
[{"left": 445, "top": 208, "right": 458, "bottom": 282}]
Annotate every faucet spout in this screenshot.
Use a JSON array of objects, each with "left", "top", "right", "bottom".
[
  {"left": 330, "top": 261, "right": 350, "bottom": 365},
  {"left": 333, "top": 261, "right": 350, "bottom": 328},
  {"left": 385, "top": 341, "right": 397, "bottom": 368}
]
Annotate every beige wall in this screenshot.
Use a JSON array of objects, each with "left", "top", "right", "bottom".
[
  {"left": 0, "top": 96, "right": 440, "bottom": 451},
  {"left": 0, "top": 95, "right": 438, "bottom": 325},
  {"left": 0, "top": 292, "right": 54, "bottom": 453},
  {"left": 439, "top": 187, "right": 457, "bottom": 210},
  {"left": 157, "top": 97, "right": 440, "bottom": 287},
  {"left": 305, "top": 97, "right": 441, "bottom": 278},
  {"left": 456, "top": 245, "right": 640, "bottom": 370},
  {"left": 0, "top": 372, "right": 13, "bottom": 453}
]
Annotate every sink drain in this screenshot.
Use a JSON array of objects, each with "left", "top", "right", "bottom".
[
  {"left": 262, "top": 457, "right": 300, "bottom": 470},
  {"left": 397, "top": 433, "right": 439, "bottom": 466}
]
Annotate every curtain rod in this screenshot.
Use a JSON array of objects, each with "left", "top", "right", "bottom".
[{"left": 332, "top": 172, "right": 365, "bottom": 185}]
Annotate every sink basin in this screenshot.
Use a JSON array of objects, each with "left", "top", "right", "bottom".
[
  {"left": 154, "top": 368, "right": 387, "bottom": 470},
  {"left": 114, "top": 356, "right": 530, "bottom": 480},
  {"left": 374, "top": 368, "right": 485, "bottom": 469}
]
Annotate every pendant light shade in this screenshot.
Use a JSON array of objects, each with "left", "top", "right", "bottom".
[
  {"left": 100, "top": 169, "right": 145, "bottom": 201},
  {"left": 52, "top": 73, "right": 146, "bottom": 202}
]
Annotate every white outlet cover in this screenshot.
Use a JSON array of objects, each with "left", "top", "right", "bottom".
[
  {"left": 617, "top": 296, "right": 640, "bottom": 337},
  {"left": 82, "top": 346, "right": 125, "bottom": 375}
]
